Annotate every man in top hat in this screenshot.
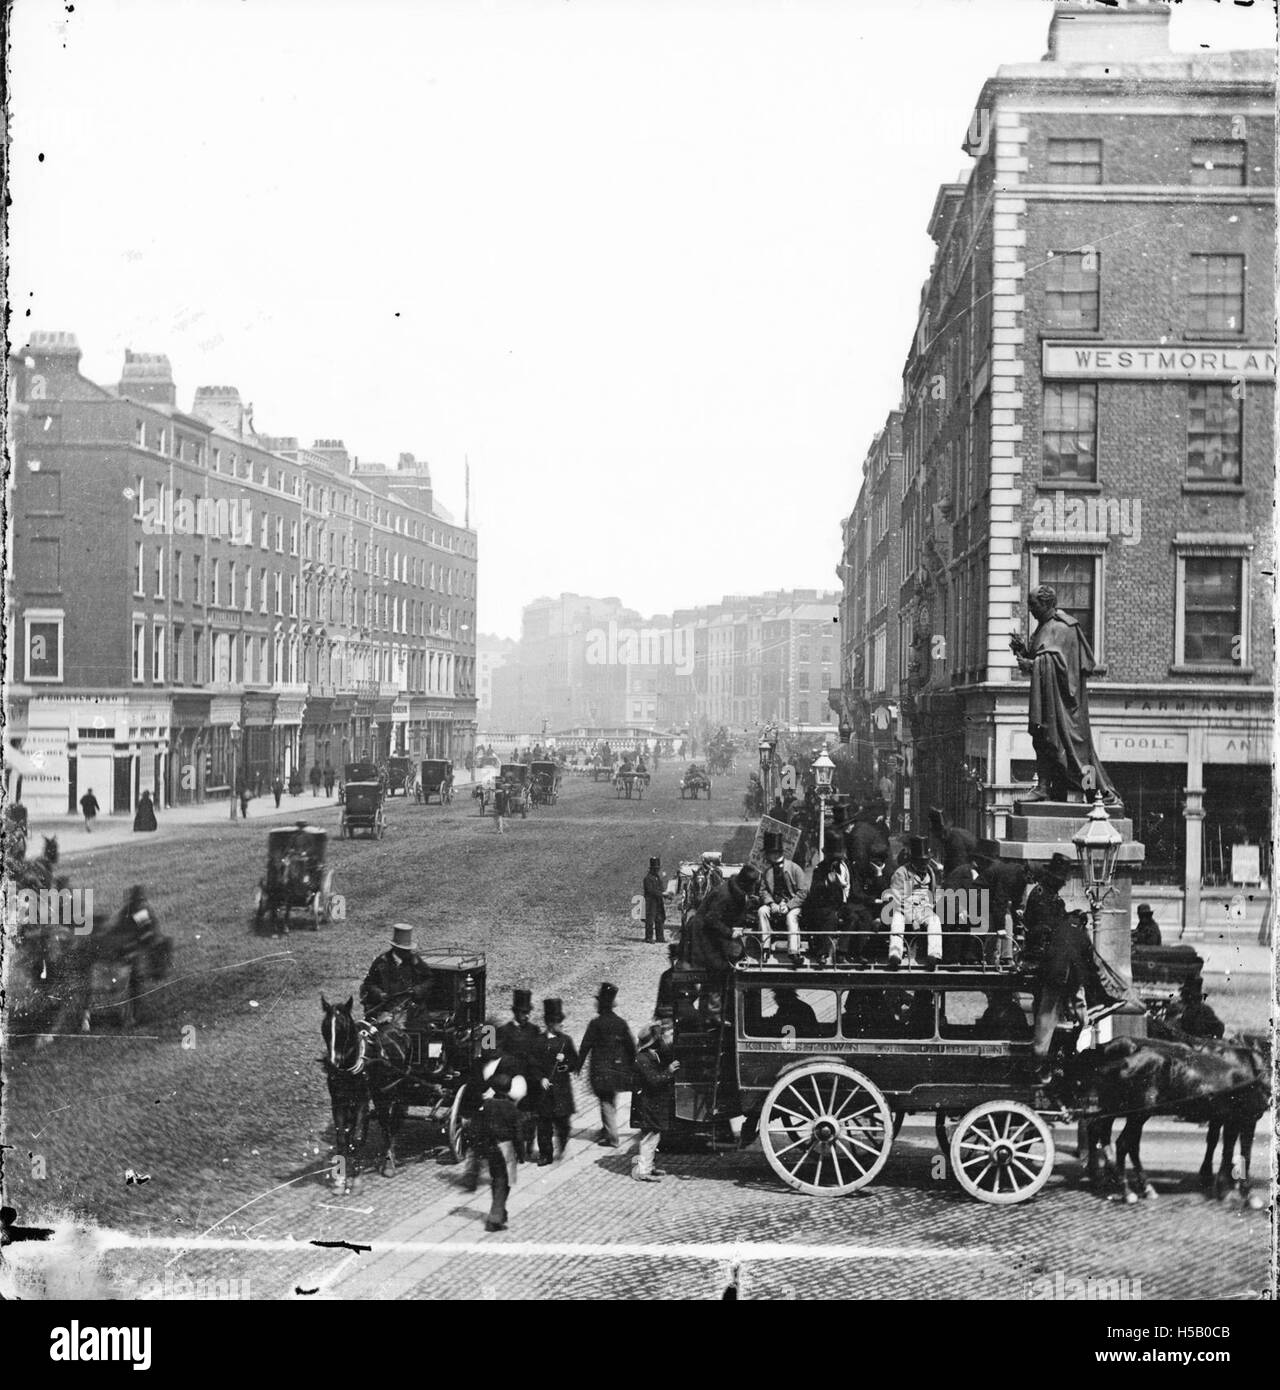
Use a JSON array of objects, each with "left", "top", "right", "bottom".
[
  {"left": 360, "top": 924, "right": 436, "bottom": 1026},
  {"left": 496, "top": 988, "right": 544, "bottom": 1154},
  {"left": 575, "top": 983, "right": 636, "bottom": 1147},
  {"left": 1176, "top": 977, "right": 1224, "bottom": 1039},
  {"left": 1023, "top": 854, "right": 1075, "bottom": 963},
  {"left": 756, "top": 831, "right": 807, "bottom": 962},
  {"left": 642, "top": 856, "right": 667, "bottom": 944},
  {"left": 798, "top": 830, "right": 848, "bottom": 966},
  {"left": 886, "top": 835, "right": 943, "bottom": 970},
  {"left": 532, "top": 998, "right": 579, "bottom": 1164},
  {"left": 1132, "top": 902, "right": 1162, "bottom": 947},
  {"left": 686, "top": 865, "right": 760, "bottom": 974}
]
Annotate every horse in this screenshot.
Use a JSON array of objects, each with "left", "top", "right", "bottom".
[
  {"left": 260, "top": 850, "right": 314, "bottom": 935},
  {"left": 928, "top": 806, "right": 979, "bottom": 875},
  {"left": 1063, "top": 1036, "right": 1271, "bottom": 1207},
  {"left": 319, "top": 997, "right": 373, "bottom": 1194}
]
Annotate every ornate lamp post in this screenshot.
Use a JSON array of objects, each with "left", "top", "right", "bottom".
[
  {"left": 1072, "top": 792, "right": 1123, "bottom": 934},
  {"left": 229, "top": 721, "right": 242, "bottom": 822},
  {"left": 812, "top": 747, "right": 835, "bottom": 860}
]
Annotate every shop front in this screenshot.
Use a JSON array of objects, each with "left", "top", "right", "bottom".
[
  {"left": 302, "top": 696, "right": 335, "bottom": 774},
  {"left": 169, "top": 693, "right": 213, "bottom": 805},
  {"left": 241, "top": 692, "right": 277, "bottom": 793}
]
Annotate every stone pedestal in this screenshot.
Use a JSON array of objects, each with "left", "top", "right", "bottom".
[{"left": 991, "top": 799, "right": 1146, "bottom": 1040}]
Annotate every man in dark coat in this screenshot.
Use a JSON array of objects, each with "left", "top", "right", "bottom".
[
  {"left": 1010, "top": 584, "right": 1118, "bottom": 803},
  {"left": 1132, "top": 903, "right": 1162, "bottom": 947},
  {"left": 974, "top": 853, "right": 1030, "bottom": 962},
  {"left": 271, "top": 771, "right": 284, "bottom": 808},
  {"left": 132, "top": 791, "right": 158, "bottom": 832},
  {"left": 496, "top": 988, "right": 543, "bottom": 1154},
  {"left": 798, "top": 832, "right": 848, "bottom": 965},
  {"left": 1027, "top": 862, "right": 1092, "bottom": 1058},
  {"left": 642, "top": 856, "right": 667, "bottom": 944},
  {"left": 629, "top": 1019, "right": 679, "bottom": 1182},
  {"left": 686, "top": 866, "right": 760, "bottom": 973},
  {"left": 846, "top": 810, "right": 891, "bottom": 873},
  {"left": 1177, "top": 978, "right": 1225, "bottom": 1039},
  {"left": 323, "top": 763, "right": 336, "bottom": 797},
  {"left": 575, "top": 983, "right": 636, "bottom": 1147},
  {"left": 532, "top": 998, "right": 578, "bottom": 1164},
  {"left": 80, "top": 788, "right": 99, "bottom": 832},
  {"left": 360, "top": 924, "right": 436, "bottom": 1026},
  {"left": 766, "top": 987, "right": 819, "bottom": 1038},
  {"left": 309, "top": 763, "right": 323, "bottom": 797},
  {"left": 928, "top": 806, "right": 979, "bottom": 875},
  {"left": 473, "top": 1072, "right": 523, "bottom": 1232}
]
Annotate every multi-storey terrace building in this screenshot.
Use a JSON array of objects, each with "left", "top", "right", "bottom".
[
  {"left": 7, "top": 333, "right": 478, "bottom": 815},
  {"left": 893, "top": 2, "right": 1274, "bottom": 924}
]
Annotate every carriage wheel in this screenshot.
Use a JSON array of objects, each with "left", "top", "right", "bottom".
[
  {"left": 949, "top": 1101, "right": 1055, "bottom": 1205},
  {"left": 447, "top": 1084, "right": 471, "bottom": 1161},
  {"left": 935, "top": 1112, "right": 956, "bottom": 1153},
  {"left": 254, "top": 887, "right": 266, "bottom": 929},
  {"left": 759, "top": 1062, "right": 893, "bottom": 1196},
  {"left": 310, "top": 893, "right": 323, "bottom": 930},
  {"left": 376, "top": 816, "right": 385, "bottom": 840},
  {"left": 891, "top": 1107, "right": 906, "bottom": 1139}
]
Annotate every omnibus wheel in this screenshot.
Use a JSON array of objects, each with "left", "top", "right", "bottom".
[
  {"left": 949, "top": 1101, "right": 1055, "bottom": 1205},
  {"left": 447, "top": 1084, "right": 471, "bottom": 1161},
  {"left": 759, "top": 1061, "right": 893, "bottom": 1196}
]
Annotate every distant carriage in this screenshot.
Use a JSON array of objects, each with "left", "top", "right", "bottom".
[
  {"left": 416, "top": 758, "right": 455, "bottom": 805},
  {"left": 614, "top": 768, "right": 648, "bottom": 800},
  {"left": 384, "top": 756, "right": 416, "bottom": 798},
  {"left": 341, "top": 781, "right": 386, "bottom": 840},
  {"left": 530, "top": 760, "right": 562, "bottom": 807},
  {"left": 680, "top": 764, "right": 712, "bottom": 800},
  {"left": 498, "top": 763, "right": 533, "bottom": 817},
  {"left": 255, "top": 825, "right": 338, "bottom": 931}
]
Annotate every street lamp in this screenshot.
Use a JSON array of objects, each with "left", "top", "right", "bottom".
[
  {"left": 229, "top": 721, "right": 242, "bottom": 822},
  {"left": 1072, "top": 792, "right": 1123, "bottom": 929},
  {"left": 812, "top": 746, "right": 835, "bottom": 859}
]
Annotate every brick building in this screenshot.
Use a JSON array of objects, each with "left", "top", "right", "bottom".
[
  {"left": 7, "top": 333, "right": 478, "bottom": 816},
  {"left": 887, "top": 3, "right": 1273, "bottom": 924},
  {"left": 836, "top": 412, "right": 904, "bottom": 800}
]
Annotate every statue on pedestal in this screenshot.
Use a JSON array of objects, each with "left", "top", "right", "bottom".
[{"left": 1010, "top": 585, "right": 1118, "bottom": 805}]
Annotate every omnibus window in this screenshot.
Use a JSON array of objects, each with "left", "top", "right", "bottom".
[
  {"left": 742, "top": 987, "right": 839, "bottom": 1040},
  {"left": 939, "top": 990, "right": 1034, "bottom": 1040},
  {"left": 841, "top": 988, "right": 917, "bottom": 1039}
]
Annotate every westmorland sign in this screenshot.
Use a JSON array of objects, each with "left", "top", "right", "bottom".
[{"left": 1042, "top": 342, "right": 1276, "bottom": 381}]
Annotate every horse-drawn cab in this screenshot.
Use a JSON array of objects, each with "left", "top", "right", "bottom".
[
  {"left": 680, "top": 764, "right": 712, "bottom": 800},
  {"left": 499, "top": 763, "right": 532, "bottom": 816},
  {"left": 385, "top": 755, "right": 415, "bottom": 798},
  {"left": 530, "top": 760, "right": 561, "bottom": 806},
  {"left": 669, "top": 940, "right": 1061, "bottom": 1205},
  {"left": 255, "top": 825, "right": 337, "bottom": 932},
  {"left": 416, "top": 758, "right": 455, "bottom": 805},
  {"left": 344, "top": 759, "right": 382, "bottom": 788},
  {"left": 341, "top": 780, "right": 386, "bottom": 839}
]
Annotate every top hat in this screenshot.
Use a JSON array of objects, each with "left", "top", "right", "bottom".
[
  {"left": 831, "top": 804, "right": 848, "bottom": 827},
  {"left": 907, "top": 835, "right": 930, "bottom": 861},
  {"left": 1041, "top": 853, "right": 1074, "bottom": 882},
  {"left": 736, "top": 863, "right": 761, "bottom": 889},
  {"left": 822, "top": 829, "right": 845, "bottom": 859},
  {"left": 1180, "top": 976, "right": 1206, "bottom": 1000},
  {"left": 762, "top": 831, "right": 785, "bottom": 856},
  {"left": 1136, "top": 902, "right": 1154, "bottom": 917},
  {"left": 543, "top": 997, "right": 564, "bottom": 1025},
  {"left": 649, "top": 856, "right": 661, "bottom": 872},
  {"left": 596, "top": 982, "right": 618, "bottom": 1005},
  {"left": 390, "top": 923, "right": 416, "bottom": 950},
  {"left": 512, "top": 988, "right": 533, "bottom": 1013}
]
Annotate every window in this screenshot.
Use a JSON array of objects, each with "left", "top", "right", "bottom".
[
  {"left": 213, "top": 448, "right": 221, "bottom": 473},
  {"left": 24, "top": 610, "right": 63, "bottom": 682},
  {"left": 1042, "top": 384, "right": 1097, "bottom": 481},
  {"left": 192, "top": 628, "right": 203, "bottom": 683},
  {"left": 173, "top": 626, "right": 185, "bottom": 683},
  {"left": 275, "top": 572, "right": 283, "bottom": 615},
  {"left": 798, "top": 671, "right": 810, "bottom": 691},
  {"left": 211, "top": 559, "right": 221, "bottom": 607},
  {"left": 135, "top": 543, "right": 145, "bottom": 595},
  {"left": 175, "top": 552, "right": 184, "bottom": 601},
  {"left": 742, "top": 988, "right": 840, "bottom": 1039},
  {"left": 1046, "top": 138, "right": 1101, "bottom": 184},
  {"left": 1037, "top": 554, "right": 1097, "bottom": 654},
  {"left": 260, "top": 513, "right": 269, "bottom": 549},
  {"left": 132, "top": 621, "right": 146, "bottom": 683},
  {"left": 798, "top": 700, "right": 809, "bottom": 722},
  {"left": 290, "top": 521, "right": 299, "bottom": 556},
  {"left": 193, "top": 556, "right": 203, "bottom": 604},
  {"left": 229, "top": 562, "right": 238, "bottom": 609},
  {"left": 289, "top": 576, "right": 298, "bottom": 617},
  {"left": 1190, "top": 140, "right": 1245, "bottom": 187},
  {"left": 259, "top": 567, "right": 268, "bottom": 613},
  {"left": 1188, "top": 254, "right": 1244, "bottom": 333},
  {"left": 275, "top": 517, "right": 284, "bottom": 553},
  {"left": 1180, "top": 556, "right": 1244, "bottom": 667},
  {"left": 1187, "top": 385, "right": 1242, "bottom": 483},
  {"left": 244, "top": 566, "right": 253, "bottom": 612},
  {"left": 1045, "top": 251, "right": 1100, "bottom": 330},
  {"left": 152, "top": 623, "right": 166, "bottom": 683}
]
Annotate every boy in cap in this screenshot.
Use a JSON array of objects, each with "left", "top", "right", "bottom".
[
  {"left": 497, "top": 988, "right": 543, "bottom": 1154},
  {"left": 575, "top": 983, "right": 636, "bottom": 1147},
  {"left": 756, "top": 831, "right": 806, "bottom": 962},
  {"left": 630, "top": 1019, "right": 679, "bottom": 1181},
  {"left": 642, "top": 856, "right": 667, "bottom": 944},
  {"left": 474, "top": 1071, "right": 524, "bottom": 1232},
  {"left": 532, "top": 998, "right": 579, "bottom": 1163},
  {"left": 886, "top": 835, "right": 943, "bottom": 970}
]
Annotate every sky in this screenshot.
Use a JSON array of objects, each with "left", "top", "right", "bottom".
[{"left": 8, "top": 0, "right": 1275, "bottom": 640}]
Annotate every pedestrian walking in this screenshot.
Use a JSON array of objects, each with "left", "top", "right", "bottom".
[
  {"left": 473, "top": 1072, "right": 523, "bottom": 1233},
  {"left": 132, "top": 790, "right": 158, "bottom": 833},
  {"left": 630, "top": 1018, "right": 678, "bottom": 1182},
  {"left": 575, "top": 983, "right": 635, "bottom": 1148},
  {"left": 496, "top": 989, "right": 542, "bottom": 1157},
  {"left": 323, "top": 763, "right": 335, "bottom": 797},
  {"left": 238, "top": 783, "right": 252, "bottom": 820},
  {"left": 493, "top": 783, "right": 509, "bottom": 834},
  {"left": 309, "top": 763, "right": 323, "bottom": 797},
  {"left": 642, "top": 856, "right": 667, "bottom": 943},
  {"left": 532, "top": 998, "right": 578, "bottom": 1164},
  {"left": 79, "top": 788, "right": 99, "bottom": 833},
  {"left": 271, "top": 771, "right": 284, "bottom": 808}
]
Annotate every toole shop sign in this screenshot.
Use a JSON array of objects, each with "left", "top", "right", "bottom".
[{"left": 1043, "top": 342, "right": 1276, "bottom": 381}]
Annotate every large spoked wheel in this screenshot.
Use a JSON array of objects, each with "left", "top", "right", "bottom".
[
  {"left": 760, "top": 1062, "right": 894, "bottom": 1196},
  {"left": 447, "top": 1084, "right": 471, "bottom": 1160},
  {"left": 949, "top": 1101, "right": 1055, "bottom": 1205}
]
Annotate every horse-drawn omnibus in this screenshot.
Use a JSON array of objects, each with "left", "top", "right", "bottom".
[{"left": 669, "top": 929, "right": 1063, "bottom": 1205}]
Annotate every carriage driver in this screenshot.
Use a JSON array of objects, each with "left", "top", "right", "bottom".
[{"left": 360, "top": 924, "right": 435, "bottom": 1026}]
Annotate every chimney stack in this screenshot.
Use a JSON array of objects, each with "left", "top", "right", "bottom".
[
  {"left": 1046, "top": 2, "right": 1172, "bottom": 64},
  {"left": 119, "top": 349, "right": 177, "bottom": 407}
]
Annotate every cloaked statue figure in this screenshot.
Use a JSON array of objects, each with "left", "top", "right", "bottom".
[{"left": 1010, "top": 585, "right": 1118, "bottom": 804}]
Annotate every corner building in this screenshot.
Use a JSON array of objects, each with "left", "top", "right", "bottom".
[
  {"left": 7, "top": 334, "right": 478, "bottom": 816},
  {"left": 896, "top": 4, "right": 1274, "bottom": 927}
]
